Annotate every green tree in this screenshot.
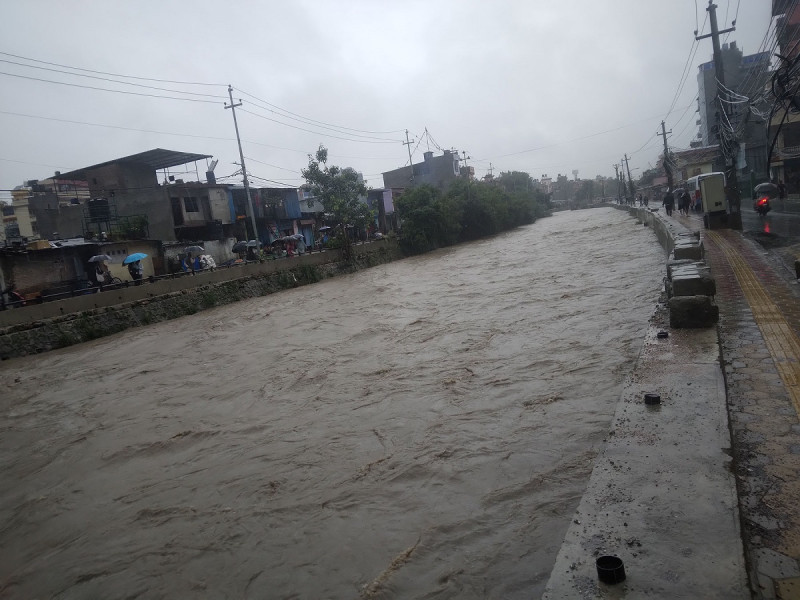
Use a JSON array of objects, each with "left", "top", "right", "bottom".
[
  {"left": 302, "top": 144, "right": 371, "bottom": 259},
  {"left": 395, "top": 184, "right": 459, "bottom": 254},
  {"left": 395, "top": 173, "right": 551, "bottom": 254}
]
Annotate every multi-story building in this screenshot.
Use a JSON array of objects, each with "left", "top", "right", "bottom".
[
  {"left": 382, "top": 150, "right": 462, "bottom": 191},
  {"left": 28, "top": 148, "right": 242, "bottom": 243},
  {"left": 696, "top": 42, "right": 771, "bottom": 181},
  {"left": 769, "top": 1, "right": 800, "bottom": 190}
]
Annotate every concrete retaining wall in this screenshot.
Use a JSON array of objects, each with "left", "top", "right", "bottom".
[
  {"left": 543, "top": 204, "right": 743, "bottom": 598},
  {"left": 0, "top": 241, "right": 402, "bottom": 360}
]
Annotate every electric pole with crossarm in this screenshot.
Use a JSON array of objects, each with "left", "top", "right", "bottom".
[{"left": 225, "top": 85, "right": 259, "bottom": 242}]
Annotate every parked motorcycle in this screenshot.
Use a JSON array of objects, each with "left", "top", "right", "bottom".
[{"left": 754, "top": 195, "right": 771, "bottom": 216}]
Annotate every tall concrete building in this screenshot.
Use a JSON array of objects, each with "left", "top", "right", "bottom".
[{"left": 696, "top": 42, "right": 771, "bottom": 179}]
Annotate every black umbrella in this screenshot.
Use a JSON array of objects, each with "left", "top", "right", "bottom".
[
  {"left": 184, "top": 245, "right": 205, "bottom": 254},
  {"left": 232, "top": 241, "right": 248, "bottom": 253},
  {"left": 754, "top": 182, "right": 778, "bottom": 197}
]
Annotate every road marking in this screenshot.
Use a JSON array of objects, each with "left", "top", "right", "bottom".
[{"left": 707, "top": 230, "right": 800, "bottom": 418}]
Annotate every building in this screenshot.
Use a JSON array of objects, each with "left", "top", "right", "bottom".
[
  {"left": 367, "top": 188, "right": 402, "bottom": 233},
  {"left": 232, "top": 186, "right": 316, "bottom": 247},
  {"left": 696, "top": 42, "right": 771, "bottom": 181},
  {"left": 671, "top": 145, "right": 724, "bottom": 182},
  {"left": 1, "top": 203, "right": 15, "bottom": 243},
  {"left": 382, "top": 150, "right": 462, "bottom": 191},
  {"left": 8, "top": 175, "right": 91, "bottom": 241},
  {"left": 33, "top": 149, "right": 241, "bottom": 243},
  {"left": 768, "top": 1, "right": 800, "bottom": 191}
]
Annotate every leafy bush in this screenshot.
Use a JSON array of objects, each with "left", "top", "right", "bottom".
[{"left": 396, "top": 176, "right": 550, "bottom": 254}]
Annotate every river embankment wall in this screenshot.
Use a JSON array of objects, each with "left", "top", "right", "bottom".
[
  {"left": 0, "top": 241, "right": 403, "bottom": 360},
  {"left": 544, "top": 204, "right": 747, "bottom": 598}
]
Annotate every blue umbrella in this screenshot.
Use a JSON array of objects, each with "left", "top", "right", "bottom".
[{"left": 123, "top": 252, "right": 148, "bottom": 264}]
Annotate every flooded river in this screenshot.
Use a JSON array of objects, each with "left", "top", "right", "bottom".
[{"left": 0, "top": 207, "right": 665, "bottom": 599}]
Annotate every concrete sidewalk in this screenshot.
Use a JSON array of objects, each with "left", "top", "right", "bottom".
[
  {"left": 544, "top": 207, "right": 800, "bottom": 598},
  {"left": 700, "top": 224, "right": 800, "bottom": 600}
]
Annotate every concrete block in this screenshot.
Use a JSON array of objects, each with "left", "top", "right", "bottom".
[
  {"left": 667, "top": 259, "right": 696, "bottom": 279},
  {"left": 674, "top": 240, "right": 704, "bottom": 260},
  {"left": 672, "top": 273, "right": 716, "bottom": 297},
  {"left": 670, "top": 262, "right": 712, "bottom": 280},
  {"left": 667, "top": 262, "right": 715, "bottom": 298},
  {"left": 669, "top": 295, "right": 719, "bottom": 328}
]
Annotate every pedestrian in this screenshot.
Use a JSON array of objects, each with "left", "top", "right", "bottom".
[
  {"left": 678, "top": 190, "right": 690, "bottom": 216},
  {"left": 779, "top": 180, "right": 787, "bottom": 202},
  {"left": 663, "top": 189, "right": 675, "bottom": 216},
  {"left": 127, "top": 259, "right": 143, "bottom": 285},
  {"left": 93, "top": 261, "right": 110, "bottom": 287},
  {"left": 182, "top": 252, "right": 194, "bottom": 273}
]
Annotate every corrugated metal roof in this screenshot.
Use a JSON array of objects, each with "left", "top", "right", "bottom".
[{"left": 57, "top": 148, "right": 212, "bottom": 181}]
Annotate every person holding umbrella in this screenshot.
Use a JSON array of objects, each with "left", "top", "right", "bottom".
[
  {"left": 88, "top": 254, "right": 112, "bottom": 288},
  {"left": 182, "top": 252, "right": 195, "bottom": 274},
  {"left": 123, "top": 252, "right": 147, "bottom": 285},
  {"left": 127, "top": 260, "right": 143, "bottom": 284}
]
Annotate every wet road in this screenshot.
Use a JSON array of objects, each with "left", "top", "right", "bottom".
[
  {"left": 741, "top": 204, "right": 800, "bottom": 240},
  {"left": 0, "top": 208, "right": 666, "bottom": 599}
]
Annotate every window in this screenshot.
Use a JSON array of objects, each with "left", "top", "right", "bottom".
[{"left": 184, "top": 197, "right": 199, "bottom": 212}]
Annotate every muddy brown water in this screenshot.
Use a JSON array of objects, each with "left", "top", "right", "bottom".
[{"left": 0, "top": 208, "right": 665, "bottom": 599}]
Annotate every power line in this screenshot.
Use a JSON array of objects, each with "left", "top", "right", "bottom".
[
  {"left": 236, "top": 101, "right": 402, "bottom": 142},
  {"left": 0, "top": 58, "right": 228, "bottom": 99},
  {"left": 0, "top": 70, "right": 222, "bottom": 104},
  {"left": 0, "top": 50, "right": 225, "bottom": 87},
  {"left": 244, "top": 156, "right": 300, "bottom": 173},
  {"left": 0, "top": 109, "right": 319, "bottom": 155},
  {"left": 233, "top": 86, "right": 404, "bottom": 136},
  {"left": 482, "top": 105, "right": 693, "bottom": 161},
  {"left": 238, "top": 107, "right": 401, "bottom": 144}
]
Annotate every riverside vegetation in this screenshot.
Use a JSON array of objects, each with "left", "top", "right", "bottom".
[{"left": 395, "top": 173, "right": 552, "bottom": 254}]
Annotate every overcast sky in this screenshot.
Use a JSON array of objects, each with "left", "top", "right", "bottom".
[{"left": 0, "top": 1, "right": 775, "bottom": 200}]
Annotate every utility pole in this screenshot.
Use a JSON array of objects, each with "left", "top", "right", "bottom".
[
  {"left": 658, "top": 121, "right": 674, "bottom": 191},
  {"left": 461, "top": 150, "right": 472, "bottom": 201},
  {"left": 225, "top": 85, "right": 258, "bottom": 242},
  {"left": 403, "top": 129, "right": 415, "bottom": 184},
  {"left": 619, "top": 159, "right": 628, "bottom": 201},
  {"left": 696, "top": 0, "right": 741, "bottom": 229},
  {"left": 624, "top": 153, "right": 635, "bottom": 199},
  {"left": 614, "top": 164, "right": 621, "bottom": 202}
]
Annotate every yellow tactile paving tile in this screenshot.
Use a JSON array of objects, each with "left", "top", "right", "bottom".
[
  {"left": 708, "top": 231, "right": 800, "bottom": 419},
  {"left": 776, "top": 576, "right": 800, "bottom": 600}
]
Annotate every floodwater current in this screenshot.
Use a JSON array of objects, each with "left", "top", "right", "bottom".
[{"left": 0, "top": 208, "right": 666, "bottom": 599}]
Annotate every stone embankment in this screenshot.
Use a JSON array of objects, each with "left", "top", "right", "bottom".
[
  {"left": 0, "top": 241, "right": 403, "bottom": 360},
  {"left": 543, "top": 205, "right": 746, "bottom": 598}
]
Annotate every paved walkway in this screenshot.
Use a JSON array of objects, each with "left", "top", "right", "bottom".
[{"left": 680, "top": 213, "right": 800, "bottom": 600}]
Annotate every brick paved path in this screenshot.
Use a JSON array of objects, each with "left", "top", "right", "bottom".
[{"left": 691, "top": 219, "right": 800, "bottom": 599}]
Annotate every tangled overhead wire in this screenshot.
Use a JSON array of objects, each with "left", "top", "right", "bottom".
[{"left": 768, "top": 48, "right": 800, "bottom": 165}]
